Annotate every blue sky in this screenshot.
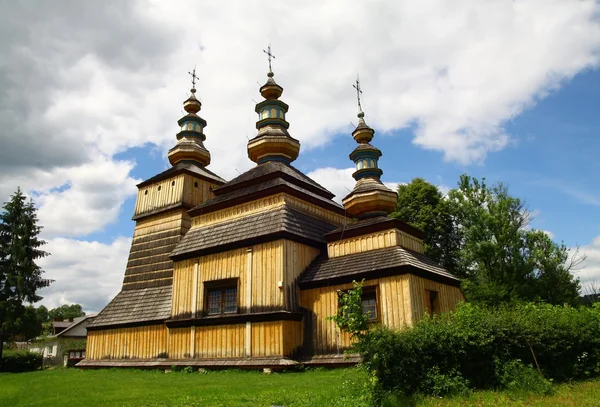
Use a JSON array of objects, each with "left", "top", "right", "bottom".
[
  {"left": 108, "top": 68, "right": 600, "bottom": 250},
  {"left": 2, "top": 0, "right": 599, "bottom": 311}
]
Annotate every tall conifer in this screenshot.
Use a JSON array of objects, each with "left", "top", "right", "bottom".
[{"left": 0, "top": 188, "right": 52, "bottom": 360}]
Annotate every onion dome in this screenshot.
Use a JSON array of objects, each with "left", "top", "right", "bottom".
[
  {"left": 342, "top": 83, "right": 397, "bottom": 219},
  {"left": 168, "top": 71, "right": 211, "bottom": 167},
  {"left": 247, "top": 48, "right": 300, "bottom": 164}
]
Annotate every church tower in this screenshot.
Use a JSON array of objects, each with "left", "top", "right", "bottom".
[
  {"left": 87, "top": 72, "right": 225, "bottom": 340},
  {"left": 342, "top": 78, "right": 397, "bottom": 218}
]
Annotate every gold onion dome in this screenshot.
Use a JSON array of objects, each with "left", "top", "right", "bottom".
[
  {"left": 342, "top": 80, "right": 397, "bottom": 219},
  {"left": 247, "top": 47, "right": 300, "bottom": 164},
  {"left": 167, "top": 70, "right": 211, "bottom": 167}
]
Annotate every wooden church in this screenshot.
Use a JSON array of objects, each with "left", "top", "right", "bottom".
[{"left": 81, "top": 58, "right": 464, "bottom": 368}]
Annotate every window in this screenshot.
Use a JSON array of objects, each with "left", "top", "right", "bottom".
[
  {"left": 427, "top": 290, "right": 440, "bottom": 317},
  {"left": 205, "top": 279, "right": 238, "bottom": 315},
  {"left": 361, "top": 288, "right": 378, "bottom": 322}
]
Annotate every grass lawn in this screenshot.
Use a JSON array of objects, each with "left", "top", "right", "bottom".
[{"left": 1, "top": 367, "right": 600, "bottom": 407}]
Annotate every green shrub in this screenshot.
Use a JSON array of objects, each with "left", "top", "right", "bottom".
[
  {"left": 496, "top": 359, "right": 554, "bottom": 396},
  {"left": 0, "top": 351, "right": 42, "bottom": 373},
  {"left": 353, "top": 302, "right": 600, "bottom": 397}
]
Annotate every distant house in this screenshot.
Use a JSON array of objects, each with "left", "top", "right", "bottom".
[{"left": 29, "top": 314, "right": 96, "bottom": 365}]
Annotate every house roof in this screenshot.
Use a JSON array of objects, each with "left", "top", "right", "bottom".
[
  {"left": 136, "top": 161, "right": 226, "bottom": 188},
  {"left": 213, "top": 161, "right": 334, "bottom": 199},
  {"left": 299, "top": 246, "right": 460, "bottom": 288},
  {"left": 88, "top": 286, "right": 172, "bottom": 329},
  {"left": 55, "top": 314, "right": 97, "bottom": 338},
  {"left": 188, "top": 177, "right": 345, "bottom": 217},
  {"left": 171, "top": 206, "right": 338, "bottom": 260}
]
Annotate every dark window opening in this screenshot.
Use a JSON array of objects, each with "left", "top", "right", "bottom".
[
  {"left": 144, "top": 190, "right": 148, "bottom": 195},
  {"left": 205, "top": 280, "right": 238, "bottom": 316},
  {"left": 157, "top": 185, "right": 161, "bottom": 191},
  {"left": 427, "top": 290, "right": 440, "bottom": 317},
  {"left": 194, "top": 181, "right": 199, "bottom": 188},
  {"left": 361, "top": 288, "right": 378, "bottom": 322},
  {"left": 171, "top": 180, "right": 175, "bottom": 186}
]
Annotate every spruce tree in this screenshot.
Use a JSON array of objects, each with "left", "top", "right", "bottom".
[{"left": 0, "top": 188, "right": 52, "bottom": 360}]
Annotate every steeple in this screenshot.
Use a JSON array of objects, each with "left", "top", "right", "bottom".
[
  {"left": 247, "top": 45, "right": 300, "bottom": 164},
  {"left": 167, "top": 68, "right": 211, "bottom": 167},
  {"left": 342, "top": 76, "right": 397, "bottom": 219}
]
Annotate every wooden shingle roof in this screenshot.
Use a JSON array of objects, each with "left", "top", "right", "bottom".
[
  {"left": 299, "top": 246, "right": 460, "bottom": 288},
  {"left": 88, "top": 286, "right": 172, "bottom": 329},
  {"left": 171, "top": 207, "right": 338, "bottom": 260}
]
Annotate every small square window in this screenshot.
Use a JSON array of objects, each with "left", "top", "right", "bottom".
[{"left": 205, "top": 279, "right": 238, "bottom": 316}]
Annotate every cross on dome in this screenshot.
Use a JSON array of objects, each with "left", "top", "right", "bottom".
[{"left": 263, "top": 44, "right": 276, "bottom": 73}]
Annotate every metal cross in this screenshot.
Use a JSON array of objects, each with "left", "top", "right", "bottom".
[
  {"left": 353, "top": 74, "right": 363, "bottom": 110},
  {"left": 188, "top": 67, "right": 199, "bottom": 89},
  {"left": 263, "top": 44, "right": 276, "bottom": 72}
]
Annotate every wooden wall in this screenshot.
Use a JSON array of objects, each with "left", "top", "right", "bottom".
[
  {"left": 134, "top": 174, "right": 218, "bottom": 218},
  {"left": 171, "top": 241, "right": 288, "bottom": 318},
  {"left": 283, "top": 241, "right": 321, "bottom": 312},
  {"left": 327, "top": 228, "right": 424, "bottom": 258},
  {"left": 193, "top": 193, "right": 348, "bottom": 227},
  {"left": 408, "top": 275, "right": 465, "bottom": 323},
  {"left": 300, "top": 276, "right": 412, "bottom": 355},
  {"left": 300, "top": 274, "right": 463, "bottom": 355},
  {"left": 87, "top": 325, "right": 167, "bottom": 360}
]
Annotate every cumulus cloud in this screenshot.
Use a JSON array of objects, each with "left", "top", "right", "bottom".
[
  {"left": 574, "top": 234, "right": 600, "bottom": 286},
  {"left": 37, "top": 237, "right": 131, "bottom": 312},
  {"left": 1, "top": 1, "right": 599, "bottom": 310}
]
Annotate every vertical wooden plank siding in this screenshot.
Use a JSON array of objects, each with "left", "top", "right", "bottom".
[
  {"left": 87, "top": 325, "right": 167, "bottom": 359},
  {"left": 283, "top": 241, "right": 321, "bottom": 312},
  {"left": 299, "top": 276, "right": 413, "bottom": 355},
  {"left": 134, "top": 175, "right": 217, "bottom": 218},
  {"left": 250, "top": 241, "right": 284, "bottom": 312},
  {"left": 171, "top": 258, "right": 196, "bottom": 319},
  {"left": 195, "top": 324, "right": 246, "bottom": 358},
  {"left": 282, "top": 320, "right": 303, "bottom": 357},
  {"left": 327, "top": 229, "right": 424, "bottom": 258},
  {"left": 409, "top": 275, "right": 465, "bottom": 323},
  {"left": 168, "top": 327, "right": 192, "bottom": 359},
  {"left": 251, "top": 321, "right": 283, "bottom": 357}
]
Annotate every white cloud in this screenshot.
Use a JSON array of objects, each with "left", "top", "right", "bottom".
[
  {"left": 543, "top": 230, "right": 555, "bottom": 239},
  {"left": 573, "top": 234, "right": 600, "bottom": 286},
  {"left": 36, "top": 237, "right": 132, "bottom": 313}
]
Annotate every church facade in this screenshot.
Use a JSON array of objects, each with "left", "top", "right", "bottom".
[{"left": 80, "top": 64, "right": 464, "bottom": 368}]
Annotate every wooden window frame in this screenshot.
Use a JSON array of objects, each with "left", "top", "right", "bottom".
[
  {"left": 204, "top": 278, "right": 239, "bottom": 316},
  {"left": 361, "top": 286, "right": 379, "bottom": 323}
]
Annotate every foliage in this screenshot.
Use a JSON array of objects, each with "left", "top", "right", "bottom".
[
  {"left": 0, "top": 350, "right": 42, "bottom": 373},
  {"left": 495, "top": 359, "right": 554, "bottom": 396},
  {"left": 328, "top": 280, "right": 369, "bottom": 339},
  {"left": 351, "top": 302, "right": 600, "bottom": 398},
  {"left": 391, "top": 175, "right": 582, "bottom": 306},
  {"left": 391, "top": 178, "right": 460, "bottom": 271},
  {"left": 48, "top": 304, "right": 85, "bottom": 320},
  {"left": 0, "top": 188, "right": 52, "bottom": 360},
  {"left": 2, "top": 305, "right": 43, "bottom": 341}
]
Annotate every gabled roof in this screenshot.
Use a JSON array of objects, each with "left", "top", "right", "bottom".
[
  {"left": 88, "top": 286, "right": 172, "bottom": 329},
  {"left": 299, "top": 246, "right": 459, "bottom": 289},
  {"left": 188, "top": 178, "right": 345, "bottom": 217},
  {"left": 213, "top": 161, "right": 333, "bottom": 199},
  {"left": 137, "top": 161, "right": 226, "bottom": 188},
  {"left": 55, "top": 314, "right": 97, "bottom": 338},
  {"left": 171, "top": 207, "right": 338, "bottom": 260}
]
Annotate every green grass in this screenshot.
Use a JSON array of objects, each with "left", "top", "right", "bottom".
[{"left": 1, "top": 368, "right": 600, "bottom": 406}]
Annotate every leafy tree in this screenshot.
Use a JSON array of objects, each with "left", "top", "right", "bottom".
[
  {"left": 391, "top": 175, "right": 582, "bottom": 306},
  {"left": 390, "top": 178, "right": 460, "bottom": 270},
  {"left": 3, "top": 305, "right": 43, "bottom": 342},
  {"left": 0, "top": 188, "right": 52, "bottom": 360},
  {"left": 448, "top": 175, "right": 581, "bottom": 306},
  {"left": 48, "top": 304, "right": 85, "bottom": 320}
]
